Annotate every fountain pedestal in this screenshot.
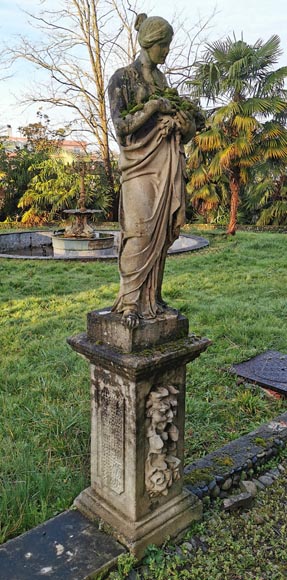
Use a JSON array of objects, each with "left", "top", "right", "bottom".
[
  {"left": 68, "top": 308, "right": 210, "bottom": 557},
  {"left": 62, "top": 209, "right": 102, "bottom": 238}
]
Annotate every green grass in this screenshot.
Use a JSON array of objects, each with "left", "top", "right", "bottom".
[
  {"left": 0, "top": 230, "right": 287, "bottom": 544},
  {"left": 109, "top": 452, "right": 287, "bottom": 579}
]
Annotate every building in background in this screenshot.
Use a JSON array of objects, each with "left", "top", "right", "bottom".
[{"left": 2, "top": 125, "right": 87, "bottom": 155}]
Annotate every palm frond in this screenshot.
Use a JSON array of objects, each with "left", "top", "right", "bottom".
[
  {"left": 238, "top": 154, "right": 262, "bottom": 167},
  {"left": 254, "top": 35, "right": 282, "bottom": 70},
  {"left": 232, "top": 115, "right": 260, "bottom": 132},
  {"left": 257, "top": 66, "right": 287, "bottom": 96},
  {"left": 188, "top": 166, "right": 209, "bottom": 189},
  {"left": 260, "top": 121, "right": 287, "bottom": 139},
  {"left": 208, "top": 153, "right": 223, "bottom": 177},
  {"left": 256, "top": 200, "right": 287, "bottom": 225},
  {"left": 190, "top": 183, "right": 219, "bottom": 205},
  {"left": 239, "top": 167, "right": 250, "bottom": 185},
  {"left": 195, "top": 128, "right": 223, "bottom": 151},
  {"left": 211, "top": 102, "right": 240, "bottom": 124},
  {"left": 241, "top": 96, "right": 286, "bottom": 117}
]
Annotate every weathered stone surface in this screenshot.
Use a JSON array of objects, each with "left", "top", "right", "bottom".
[
  {"left": 239, "top": 480, "right": 258, "bottom": 497},
  {"left": 210, "top": 485, "right": 220, "bottom": 498},
  {"left": 267, "top": 468, "right": 280, "bottom": 479},
  {"left": 0, "top": 510, "right": 125, "bottom": 580},
  {"left": 52, "top": 233, "right": 115, "bottom": 259},
  {"left": 0, "top": 231, "right": 208, "bottom": 260},
  {"left": 107, "top": 14, "right": 203, "bottom": 326},
  {"left": 69, "top": 316, "right": 209, "bottom": 559},
  {"left": 0, "top": 231, "right": 53, "bottom": 252},
  {"left": 221, "top": 478, "right": 233, "bottom": 491},
  {"left": 184, "top": 411, "right": 287, "bottom": 491},
  {"left": 87, "top": 307, "right": 189, "bottom": 353},
  {"left": 208, "top": 480, "right": 217, "bottom": 492},
  {"left": 86, "top": 352, "right": 194, "bottom": 524},
  {"left": 68, "top": 331, "right": 210, "bottom": 381},
  {"left": 75, "top": 487, "right": 202, "bottom": 559},
  {"left": 126, "top": 571, "right": 138, "bottom": 580},
  {"left": 258, "top": 475, "right": 274, "bottom": 487},
  {"left": 223, "top": 492, "right": 253, "bottom": 511},
  {"left": 253, "top": 479, "right": 266, "bottom": 491}
]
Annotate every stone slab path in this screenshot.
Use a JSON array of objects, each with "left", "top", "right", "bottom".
[{"left": 0, "top": 510, "right": 125, "bottom": 580}]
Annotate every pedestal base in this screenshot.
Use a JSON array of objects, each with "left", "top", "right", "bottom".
[
  {"left": 74, "top": 486, "right": 202, "bottom": 558},
  {"left": 68, "top": 308, "right": 210, "bottom": 559}
]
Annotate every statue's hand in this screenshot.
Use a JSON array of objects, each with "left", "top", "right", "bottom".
[
  {"left": 174, "top": 111, "right": 196, "bottom": 142},
  {"left": 158, "top": 116, "right": 176, "bottom": 138},
  {"left": 157, "top": 97, "right": 176, "bottom": 115},
  {"left": 146, "top": 97, "right": 175, "bottom": 116}
]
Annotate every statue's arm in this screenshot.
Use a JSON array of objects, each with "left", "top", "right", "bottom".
[
  {"left": 108, "top": 71, "right": 173, "bottom": 141},
  {"left": 113, "top": 99, "right": 161, "bottom": 139}
]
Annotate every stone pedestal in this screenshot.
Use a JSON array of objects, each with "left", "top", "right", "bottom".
[{"left": 68, "top": 308, "right": 210, "bottom": 558}]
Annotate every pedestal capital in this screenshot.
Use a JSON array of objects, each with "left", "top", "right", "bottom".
[{"left": 68, "top": 331, "right": 210, "bottom": 381}]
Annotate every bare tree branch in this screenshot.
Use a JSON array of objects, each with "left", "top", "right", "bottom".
[{"left": 1, "top": 0, "right": 216, "bottom": 220}]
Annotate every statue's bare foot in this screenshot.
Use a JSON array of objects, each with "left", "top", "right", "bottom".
[{"left": 121, "top": 310, "right": 140, "bottom": 329}]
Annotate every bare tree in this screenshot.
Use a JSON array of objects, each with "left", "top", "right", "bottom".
[
  {"left": 164, "top": 9, "right": 217, "bottom": 91},
  {"left": 2, "top": 0, "right": 140, "bottom": 217},
  {"left": 2, "top": 0, "right": 215, "bottom": 218}
]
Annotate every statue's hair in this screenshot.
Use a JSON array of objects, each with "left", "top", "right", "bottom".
[
  {"left": 134, "top": 13, "right": 147, "bottom": 32},
  {"left": 134, "top": 14, "right": 173, "bottom": 48}
]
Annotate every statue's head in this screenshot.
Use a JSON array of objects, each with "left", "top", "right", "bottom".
[{"left": 135, "top": 14, "right": 173, "bottom": 64}]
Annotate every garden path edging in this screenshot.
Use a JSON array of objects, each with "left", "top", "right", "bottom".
[{"left": 184, "top": 411, "right": 287, "bottom": 500}]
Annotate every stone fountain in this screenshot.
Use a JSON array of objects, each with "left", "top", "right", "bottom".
[{"left": 52, "top": 159, "right": 114, "bottom": 258}]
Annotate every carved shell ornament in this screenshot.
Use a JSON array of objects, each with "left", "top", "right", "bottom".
[{"left": 145, "top": 384, "right": 181, "bottom": 497}]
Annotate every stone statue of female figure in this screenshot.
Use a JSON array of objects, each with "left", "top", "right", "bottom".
[{"left": 108, "top": 14, "right": 197, "bottom": 328}]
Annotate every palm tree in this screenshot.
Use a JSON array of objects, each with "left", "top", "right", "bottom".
[
  {"left": 186, "top": 137, "right": 230, "bottom": 224},
  {"left": 244, "top": 161, "right": 287, "bottom": 226},
  {"left": 187, "top": 34, "right": 287, "bottom": 234}
]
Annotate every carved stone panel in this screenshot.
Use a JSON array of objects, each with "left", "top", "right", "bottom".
[
  {"left": 99, "top": 386, "right": 125, "bottom": 494},
  {"left": 145, "top": 384, "right": 181, "bottom": 498}
]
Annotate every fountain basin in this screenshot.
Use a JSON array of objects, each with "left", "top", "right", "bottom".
[
  {"left": 52, "top": 232, "right": 115, "bottom": 258},
  {"left": 0, "top": 230, "right": 208, "bottom": 259}
]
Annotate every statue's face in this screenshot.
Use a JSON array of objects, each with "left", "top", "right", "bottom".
[{"left": 147, "top": 41, "right": 171, "bottom": 65}]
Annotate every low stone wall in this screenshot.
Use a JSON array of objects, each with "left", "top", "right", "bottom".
[
  {"left": 184, "top": 412, "right": 287, "bottom": 500},
  {"left": 0, "top": 231, "right": 208, "bottom": 260},
  {"left": 0, "top": 230, "right": 53, "bottom": 251}
]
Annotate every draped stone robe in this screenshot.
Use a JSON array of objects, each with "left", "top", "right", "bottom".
[{"left": 108, "top": 57, "right": 187, "bottom": 318}]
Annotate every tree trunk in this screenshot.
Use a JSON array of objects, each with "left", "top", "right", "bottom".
[
  {"left": 227, "top": 171, "right": 240, "bottom": 235},
  {"left": 102, "top": 140, "right": 118, "bottom": 222},
  {"left": 91, "top": 1, "right": 118, "bottom": 222}
]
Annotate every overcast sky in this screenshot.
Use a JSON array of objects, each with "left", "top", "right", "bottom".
[{"left": 1, "top": 0, "right": 287, "bottom": 135}]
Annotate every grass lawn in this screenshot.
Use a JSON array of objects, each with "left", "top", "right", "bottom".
[{"left": 0, "top": 229, "right": 287, "bottom": 548}]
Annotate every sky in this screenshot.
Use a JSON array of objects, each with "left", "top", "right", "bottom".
[{"left": 1, "top": 0, "right": 287, "bottom": 136}]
